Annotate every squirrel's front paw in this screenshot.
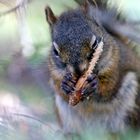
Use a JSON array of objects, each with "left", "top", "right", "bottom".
[
  {"left": 61, "top": 72, "right": 77, "bottom": 95},
  {"left": 81, "top": 74, "right": 98, "bottom": 99}
]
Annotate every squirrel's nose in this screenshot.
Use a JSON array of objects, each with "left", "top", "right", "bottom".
[
  {"left": 67, "top": 63, "right": 87, "bottom": 77},
  {"left": 74, "top": 67, "right": 82, "bottom": 77},
  {"left": 74, "top": 63, "right": 87, "bottom": 77}
]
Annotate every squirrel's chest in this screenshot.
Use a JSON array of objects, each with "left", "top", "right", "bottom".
[
  {"left": 55, "top": 72, "right": 138, "bottom": 133},
  {"left": 55, "top": 95, "right": 126, "bottom": 133}
]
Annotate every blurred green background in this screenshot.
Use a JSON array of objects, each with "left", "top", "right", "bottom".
[{"left": 0, "top": 0, "right": 140, "bottom": 140}]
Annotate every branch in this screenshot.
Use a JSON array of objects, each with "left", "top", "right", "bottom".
[
  {"left": 0, "top": 0, "right": 30, "bottom": 17},
  {"left": 12, "top": 113, "right": 60, "bottom": 132}
]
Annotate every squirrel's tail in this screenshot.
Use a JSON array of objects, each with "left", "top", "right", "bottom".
[{"left": 74, "top": 0, "right": 140, "bottom": 44}]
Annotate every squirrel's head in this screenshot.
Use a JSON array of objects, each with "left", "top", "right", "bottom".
[{"left": 45, "top": 1, "right": 105, "bottom": 76}]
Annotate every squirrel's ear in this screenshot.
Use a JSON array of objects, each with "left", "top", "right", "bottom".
[
  {"left": 81, "top": 0, "right": 97, "bottom": 13},
  {"left": 82, "top": 0, "right": 98, "bottom": 11},
  {"left": 81, "top": 0, "right": 89, "bottom": 13},
  {"left": 45, "top": 6, "right": 57, "bottom": 26}
]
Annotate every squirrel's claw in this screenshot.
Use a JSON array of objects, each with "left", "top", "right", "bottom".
[
  {"left": 61, "top": 72, "right": 76, "bottom": 95},
  {"left": 81, "top": 74, "right": 98, "bottom": 98}
]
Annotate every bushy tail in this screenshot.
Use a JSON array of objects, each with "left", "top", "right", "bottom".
[{"left": 74, "top": 0, "right": 140, "bottom": 44}]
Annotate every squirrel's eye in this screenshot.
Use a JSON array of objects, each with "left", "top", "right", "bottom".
[
  {"left": 53, "top": 47, "right": 59, "bottom": 56},
  {"left": 90, "top": 35, "right": 101, "bottom": 50},
  {"left": 92, "top": 39, "right": 98, "bottom": 50},
  {"left": 53, "top": 42, "right": 60, "bottom": 57}
]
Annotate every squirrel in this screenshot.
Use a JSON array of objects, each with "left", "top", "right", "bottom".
[{"left": 45, "top": 0, "right": 140, "bottom": 134}]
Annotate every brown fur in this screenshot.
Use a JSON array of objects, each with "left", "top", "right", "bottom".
[{"left": 45, "top": 1, "right": 140, "bottom": 134}]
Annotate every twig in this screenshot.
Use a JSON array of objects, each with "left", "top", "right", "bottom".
[
  {"left": 12, "top": 113, "right": 58, "bottom": 132},
  {"left": 69, "top": 38, "right": 104, "bottom": 106},
  {"left": 0, "top": 0, "right": 31, "bottom": 17}
]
